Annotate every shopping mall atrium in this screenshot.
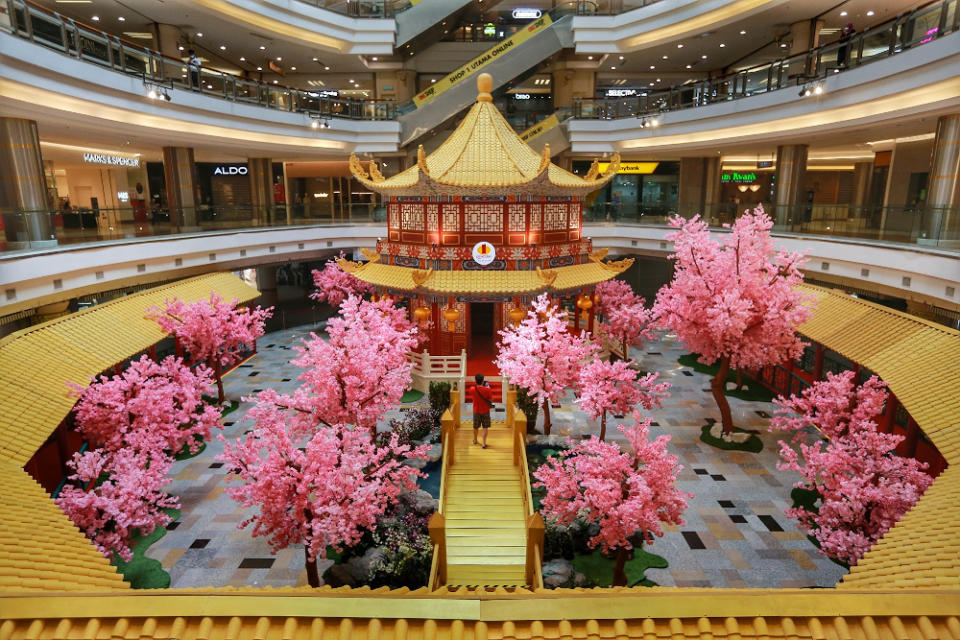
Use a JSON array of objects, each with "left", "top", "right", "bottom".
[{"left": 1, "top": 0, "right": 959, "bottom": 637}]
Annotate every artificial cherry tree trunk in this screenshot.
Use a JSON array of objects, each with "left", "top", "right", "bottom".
[{"left": 711, "top": 356, "right": 734, "bottom": 435}]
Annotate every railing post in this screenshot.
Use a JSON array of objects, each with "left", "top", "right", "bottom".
[
  {"left": 525, "top": 513, "right": 544, "bottom": 588},
  {"left": 441, "top": 408, "right": 456, "bottom": 466},
  {"left": 513, "top": 402, "right": 526, "bottom": 466},
  {"left": 450, "top": 383, "right": 460, "bottom": 426},
  {"left": 428, "top": 512, "right": 446, "bottom": 589}
]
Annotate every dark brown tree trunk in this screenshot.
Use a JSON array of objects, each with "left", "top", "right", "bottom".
[
  {"left": 712, "top": 356, "right": 734, "bottom": 435},
  {"left": 305, "top": 547, "right": 320, "bottom": 587},
  {"left": 599, "top": 411, "right": 607, "bottom": 441},
  {"left": 612, "top": 547, "right": 629, "bottom": 587},
  {"left": 543, "top": 402, "right": 552, "bottom": 435},
  {"left": 213, "top": 358, "right": 225, "bottom": 404},
  {"left": 736, "top": 369, "right": 744, "bottom": 390}
]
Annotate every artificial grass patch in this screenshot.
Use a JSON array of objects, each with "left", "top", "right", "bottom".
[
  {"left": 677, "top": 354, "right": 777, "bottom": 403},
  {"left": 111, "top": 508, "right": 180, "bottom": 589},
  {"left": 572, "top": 547, "right": 668, "bottom": 587},
  {"left": 173, "top": 434, "right": 207, "bottom": 461},
  {"left": 400, "top": 389, "right": 425, "bottom": 403},
  {"left": 221, "top": 400, "right": 240, "bottom": 416},
  {"left": 699, "top": 423, "right": 764, "bottom": 453}
]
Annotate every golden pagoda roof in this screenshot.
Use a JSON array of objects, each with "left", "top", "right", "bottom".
[
  {"left": 350, "top": 74, "right": 620, "bottom": 197},
  {"left": 337, "top": 251, "right": 633, "bottom": 296}
]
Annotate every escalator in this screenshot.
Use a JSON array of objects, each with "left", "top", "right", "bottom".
[
  {"left": 398, "top": 7, "right": 582, "bottom": 147},
  {"left": 395, "top": 0, "right": 501, "bottom": 48},
  {"left": 519, "top": 108, "right": 573, "bottom": 156}
]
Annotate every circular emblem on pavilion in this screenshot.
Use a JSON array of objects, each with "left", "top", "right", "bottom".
[{"left": 472, "top": 241, "right": 496, "bottom": 265}]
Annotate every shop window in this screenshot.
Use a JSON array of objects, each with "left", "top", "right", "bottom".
[
  {"left": 797, "top": 344, "right": 817, "bottom": 374},
  {"left": 894, "top": 402, "right": 910, "bottom": 428},
  {"left": 822, "top": 349, "right": 853, "bottom": 378}
]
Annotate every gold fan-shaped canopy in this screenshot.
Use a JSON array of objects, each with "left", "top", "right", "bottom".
[{"left": 350, "top": 74, "right": 620, "bottom": 197}]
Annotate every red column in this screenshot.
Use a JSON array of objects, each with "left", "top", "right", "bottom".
[
  {"left": 813, "top": 343, "right": 824, "bottom": 381},
  {"left": 587, "top": 303, "right": 595, "bottom": 334},
  {"left": 54, "top": 421, "right": 72, "bottom": 481},
  {"left": 148, "top": 344, "right": 158, "bottom": 361}
]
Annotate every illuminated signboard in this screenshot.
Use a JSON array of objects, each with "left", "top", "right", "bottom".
[
  {"left": 721, "top": 171, "right": 758, "bottom": 183},
  {"left": 512, "top": 8, "right": 542, "bottom": 19},
  {"left": 82, "top": 153, "right": 140, "bottom": 167},
  {"left": 605, "top": 88, "right": 637, "bottom": 97},
  {"left": 597, "top": 161, "right": 659, "bottom": 174},
  {"left": 514, "top": 93, "right": 531, "bottom": 100},
  {"left": 213, "top": 165, "right": 249, "bottom": 175}
]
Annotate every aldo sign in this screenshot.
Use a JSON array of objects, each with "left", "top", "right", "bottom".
[{"left": 213, "top": 165, "right": 249, "bottom": 176}]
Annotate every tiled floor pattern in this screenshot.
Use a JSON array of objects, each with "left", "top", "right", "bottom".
[{"left": 146, "top": 324, "right": 847, "bottom": 589}]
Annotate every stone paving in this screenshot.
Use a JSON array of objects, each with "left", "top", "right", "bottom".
[{"left": 146, "top": 324, "right": 847, "bottom": 589}]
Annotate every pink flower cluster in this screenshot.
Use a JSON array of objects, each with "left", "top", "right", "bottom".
[
  {"left": 652, "top": 205, "right": 814, "bottom": 370},
  {"left": 219, "top": 397, "right": 429, "bottom": 561},
  {"left": 534, "top": 420, "right": 690, "bottom": 553},
  {"left": 57, "top": 354, "right": 224, "bottom": 561},
  {"left": 771, "top": 371, "right": 933, "bottom": 565},
  {"left": 310, "top": 254, "right": 374, "bottom": 308},
  {"left": 496, "top": 294, "right": 595, "bottom": 413},
  {"left": 595, "top": 279, "right": 654, "bottom": 356},
  {"left": 577, "top": 358, "right": 670, "bottom": 440}
]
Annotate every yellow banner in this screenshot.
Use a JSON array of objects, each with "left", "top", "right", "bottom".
[
  {"left": 520, "top": 113, "right": 560, "bottom": 142},
  {"left": 598, "top": 161, "right": 659, "bottom": 174},
  {"left": 412, "top": 14, "right": 554, "bottom": 108}
]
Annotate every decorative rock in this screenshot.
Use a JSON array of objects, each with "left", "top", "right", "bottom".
[
  {"left": 542, "top": 559, "right": 573, "bottom": 588},
  {"left": 323, "top": 564, "right": 358, "bottom": 588},
  {"left": 425, "top": 444, "right": 442, "bottom": 462},
  {"left": 404, "top": 457, "right": 428, "bottom": 469},
  {"left": 402, "top": 488, "right": 438, "bottom": 514},
  {"left": 710, "top": 423, "right": 752, "bottom": 443},
  {"left": 725, "top": 382, "right": 737, "bottom": 391},
  {"left": 573, "top": 571, "right": 587, "bottom": 586}
]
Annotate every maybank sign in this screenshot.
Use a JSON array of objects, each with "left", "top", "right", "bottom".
[
  {"left": 598, "top": 161, "right": 659, "bottom": 174},
  {"left": 82, "top": 153, "right": 140, "bottom": 168},
  {"left": 413, "top": 15, "right": 553, "bottom": 108}
]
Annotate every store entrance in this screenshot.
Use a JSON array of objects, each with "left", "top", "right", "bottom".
[{"left": 469, "top": 302, "right": 498, "bottom": 375}]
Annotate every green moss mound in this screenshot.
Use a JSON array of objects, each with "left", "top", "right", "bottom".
[
  {"left": 699, "top": 423, "right": 764, "bottom": 453},
  {"left": 677, "top": 354, "right": 777, "bottom": 403},
  {"left": 572, "top": 547, "right": 668, "bottom": 587},
  {"left": 111, "top": 508, "right": 180, "bottom": 589},
  {"left": 401, "top": 389, "right": 425, "bottom": 403}
]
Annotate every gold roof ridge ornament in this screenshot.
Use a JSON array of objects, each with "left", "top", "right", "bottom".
[
  {"left": 536, "top": 267, "right": 558, "bottom": 286},
  {"left": 349, "top": 75, "right": 621, "bottom": 196},
  {"left": 588, "top": 249, "right": 634, "bottom": 273},
  {"left": 411, "top": 268, "right": 434, "bottom": 286},
  {"left": 348, "top": 153, "right": 368, "bottom": 180},
  {"left": 589, "top": 247, "right": 609, "bottom": 262},
  {"left": 359, "top": 248, "right": 382, "bottom": 263},
  {"left": 368, "top": 160, "right": 385, "bottom": 183},
  {"left": 585, "top": 158, "right": 600, "bottom": 181},
  {"left": 336, "top": 257, "right": 367, "bottom": 273}
]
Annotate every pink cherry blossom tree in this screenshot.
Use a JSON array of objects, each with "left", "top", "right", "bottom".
[
  {"left": 770, "top": 371, "right": 932, "bottom": 565},
  {"left": 69, "top": 355, "right": 223, "bottom": 457},
  {"left": 652, "top": 205, "right": 813, "bottom": 437},
  {"left": 56, "top": 447, "right": 179, "bottom": 562},
  {"left": 577, "top": 359, "right": 671, "bottom": 441},
  {"left": 148, "top": 292, "right": 273, "bottom": 403},
  {"left": 496, "top": 294, "right": 595, "bottom": 435},
  {"left": 534, "top": 419, "right": 690, "bottom": 586},
  {"left": 310, "top": 253, "right": 374, "bottom": 308},
  {"left": 218, "top": 400, "right": 428, "bottom": 587},
  {"left": 595, "top": 280, "right": 655, "bottom": 361},
  {"left": 257, "top": 296, "right": 421, "bottom": 436}
]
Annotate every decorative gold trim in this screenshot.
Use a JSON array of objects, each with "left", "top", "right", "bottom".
[
  {"left": 584, "top": 158, "right": 600, "bottom": 181},
  {"left": 538, "top": 144, "right": 551, "bottom": 173},
  {"left": 336, "top": 257, "right": 367, "bottom": 273},
  {"left": 417, "top": 145, "right": 430, "bottom": 176},
  {"left": 589, "top": 247, "right": 609, "bottom": 262},
  {"left": 536, "top": 267, "right": 558, "bottom": 286},
  {"left": 349, "top": 153, "right": 369, "bottom": 180},
  {"left": 600, "top": 152, "right": 621, "bottom": 179},
  {"left": 359, "top": 248, "right": 382, "bottom": 263},
  {"left": 603, "top": 257, "right": 635, "bottom": 272},
  {"left": 368, "top": 161, "right": 385, "bottom": 183},
  {"left": 411, "top": 268, "right": 434, "bottom": 286}
]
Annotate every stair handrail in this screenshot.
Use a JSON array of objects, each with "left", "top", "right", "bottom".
[{"left": 427, "top": 512, "right": 446, "bottom": 589}]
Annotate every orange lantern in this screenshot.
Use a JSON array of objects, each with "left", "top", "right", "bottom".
[
  {"left": 413, "top": 305, "right": 432, "bottom": 324},
  {"left": 509, "top": 306, "right": 526, "bottom": 326},
  {"left": 370, "top": 293, "right": 379, "bottom": 302},
  {"left": 442, "top": 306, "right": 461, "bottom": 332},
  {"left": 576, "top": 293, "right": 593, "bottom": 311}
]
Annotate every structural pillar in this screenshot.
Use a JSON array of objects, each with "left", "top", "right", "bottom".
[
  {"left": 851, "top": 161, "right": 872, "bottom": 208},
  {"left": 162, "top": 146, "right": 199, "bottom": 230},
  {"left": 248, "top": 157, "right": 273, "bottom": 226},
  {"left": 924, "top": 114, "right": 960, "bottom": 241},
  {"left": 774, "top": 144, "right": 808, "bottom": 227},
  {"left": 0, "top": 118, "right": 55, "bottom": 248},
  {"left": 256, "top": 265, "right": 279, "bottom": 308},
  {"left": 679, "top": 157, "right": 721, "bottom": 222}
]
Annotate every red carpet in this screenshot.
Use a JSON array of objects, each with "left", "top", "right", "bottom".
[{"left": 465, "top": 337, "right": 501, "bottom": 402}]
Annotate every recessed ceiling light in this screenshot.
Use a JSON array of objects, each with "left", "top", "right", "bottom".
[
  {"left": 257, "top": 66, "right": 262, "bottom": 71},
  {"left": 276, "top": 57, "right": 282, "bottom": 61},
  {"left": 866, "top": 9, "right": 874, "bottom": 16},
  {"left": 259, "top": 45, "right": 266, "bottom": 50},
  {"left": 719, "top": 43, "right": 726, "bottom": 47},
  {"left": 840, "top": 10, "right": 848, "bottom": 16},
  {"left": 91, "top": 15, "right": 99, "bottom": 20},
  {"left": 196, "top": 32, "right": 202, "bottom": 37},
  {"left": 740, "top": 30, "right": 747, "bottom": 35},
  {"left": 701, "top": 54, "right": 707, "bottom": 59},
  {"left": 273, "top": 80, "right": 278, "bottom": 84},
  {"left": 219, "top": 45, "right": 226, "bottom": 50},
  {"left": 177, "top": 45, "right": 184, "bottom": 51},
  {"left": 619, "top": 55, "right": 624, "bottom": 60},
  {"left": 610, "top": 66, "right": 616, "bottom": 70},
  {"left": 372, "top": 56, "right": 378, "bottom": 61},
  {"left": 677, "top": 43, "right": 683, "bottom": 48},
  {"left": 431, "top": 79, "right": 436, "bottom": 83},
  {"left": 649, "top": 65, "right": 655, "bottom": 69},
  {"left": 780, "top": 43, "right": 788, "bottom": 48},
  {"left": 349, "top": 79, "right": 354, "bottom": 83},
  {"left": 656, "top": 78, "right": 661, "bottom": 82},
  {"left": 649, "top": 82, "right": 654, "bottom": 86},
  {"left": 117, "top": 16, "right": 125, "bottom": 21},
  {"left": 291, "top": 66, "right": 296, "bottom": 70},
  {"left": 312, "top": 57, "right": 318, "bottom": 61},
  {"left": 662, "top": 55, "right": 668, "bottom": 59},
  {"left": 324, "top": 66, "right": 330, "bottom": 70},
  {"left": 240, "top": 56, "right": 245, "bottom": 61},
  {"left": 588, "top": 55, "right": 593, "bottom": 60},
  {"left": 686, "top": 64, "right": 692, "bottom": 69}
]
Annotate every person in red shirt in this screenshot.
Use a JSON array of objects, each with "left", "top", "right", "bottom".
[{"left": 472, "top": 373, "right": 493, "bottom": 448}]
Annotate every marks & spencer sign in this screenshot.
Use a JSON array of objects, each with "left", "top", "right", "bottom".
[{"left": 82, "top": 153, "right": 140, "bottom": 167}]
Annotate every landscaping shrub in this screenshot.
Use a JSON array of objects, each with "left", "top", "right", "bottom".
[
  {"left": 517, "top": 387, "right": 540, "bottom": 433},
  {"left": 429, "top": 381, "right": 451, "bottom": 426}
]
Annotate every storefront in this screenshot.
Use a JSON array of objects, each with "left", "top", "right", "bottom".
[
  {"left": 572, "top": 159, "right": 679, "bottom": 221},
  {"left": 285, "top": 159, "right": 398, "bottom": 221}
]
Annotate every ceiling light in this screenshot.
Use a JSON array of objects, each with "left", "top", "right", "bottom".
[
  {"left": 177, "top": 45, "right": 184, "bottom": 51},
  {"left": 677, "top": 44, "right": 683, "bottom": 48},
  {"left": 291, "top": 66, "right": 296, "bottom": 70},
  {"left": 372, "top": 56, "right": 378, "bottom": 61},
  {"left": 814, "top": 85, "right": 823, "bottom": 95},
  {"left": 588, "top": 55, "right": 593, "bottom": 60},
  {"left": 219, "top": 45, "right": 226, "bottom": 50},
  {"left": 273, "top": 80, "right": 279, "bottom": 84},
  {"left": 662, "top": 55, "right": 668, "bottom": 59},
  {"left": 240, "top": 56, "right": 245, "bottom": 61},
  {"left": 207, "top": 84, "right": 213, "bottom": 89},
  {"left": 686, "top": 64, "right": 692, "bottom": 69},
  {"left": 257, "top": 66, "right": 262, "bottom": 71},
  {"left": 719, "top": 43, "right": 726, "bottom": 47},
  {"left": 701, "top": 54, "right": 707, "bottom": 59},
  {"left": 840, "top": 10, "right": 848, "bottom": 16},
  {"left": 311, "top": 121, "right": 319, "bottom": 129},
  {"left": 147, "top": 89, "right": 157, "bottom": 99},
  {"left": 349, "top": 79, "right": 354, "bottom": 83},
  {"left": 431, "top": 79, "right": 436, "bottom": 83},
  {"left": 740, "top": 30, "right": 746, "bottom": 35},
  {"left": 312, "top": 57, "right": 318, "bottom": 61},
  {"left": 649, "top": 82, "right": 654, "bottom": 86},
  {"left": 91, "top": 15, "right": 99, "bottom": 20},
  {"left": 649, "top": 65, "right": 655, "bottom": 70},
  {"left": 610, "top": 66, "right": 616, "bottom": 70},
  {"left": 117, "top": 16, "right": 125, "bottom": 21},
  {"left": 656, "top": 78, "right": 661, "bottom": 82},
  {"left": 866, "top": 10, "right": 874, "bottom": 16},
  {"left": 324, "top": 66, "right": 330, "bottom": 70},
  {"left": 780, "top": 43, "right": 788, "bottom": 48},
  {"left": 276, "top": 57, "right": 282, "bottom": 61},
  {"left": 124, "top": 32, "right": 154, "bottom": 39},
  {"left": 259, "top": 45, "right": 266, "bottom": 50},
  {"left": 619, "top": 55, "right": 624, "bottom": 60},
  {"left": 196, "top": 32, "right": 202, "bottom": 37}
]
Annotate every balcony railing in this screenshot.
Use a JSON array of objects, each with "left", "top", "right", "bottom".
[
  {"left": 574, "top": 0, "right": 960, "bottom": 120},
  {"left": 0, "top": 0, "right": 396, "bottom": 120},
  {"left": 293, "top": 0, "right": 411, "bottom": 18}
]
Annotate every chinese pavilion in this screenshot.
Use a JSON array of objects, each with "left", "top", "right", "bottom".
[{"left": 343, "top": 73, "right": 632, "bottom": 366}]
